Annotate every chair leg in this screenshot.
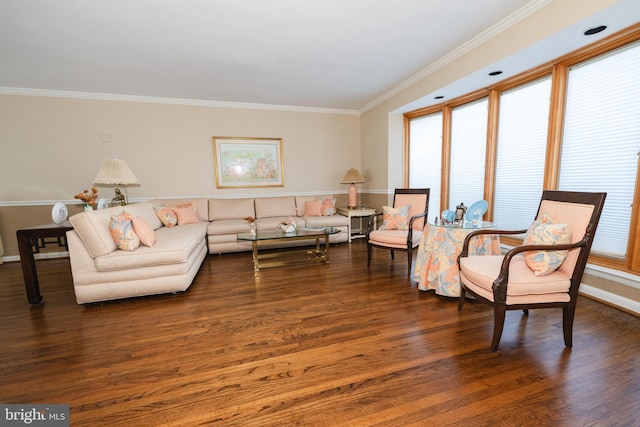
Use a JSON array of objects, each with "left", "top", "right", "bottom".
[
  {"left": 563, "top": 305, "right": 576, "bottom": 348},
  {"left": 367, "top": 243, "right": 372, "bottom": 267},
  {"left": 407, "top": 248, "right": 412, "bottom": 276},
  {"left": 458, "top": 286, "right": 466, "bottom": 311},
  {"left": 491, "top": 304, "right": 507, "bottom": 352},
  {"left": 523, "top": 309, "right": 529, "bottom": 315},
  {"left": 390, "top": 250, "right": 394, "bottom": 260}
]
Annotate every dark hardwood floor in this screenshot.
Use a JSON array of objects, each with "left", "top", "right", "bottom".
[{"left": 1, "top": 240, "right": 639, "bottom": 426}]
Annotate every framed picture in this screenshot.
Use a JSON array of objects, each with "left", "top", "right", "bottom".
[{"left": 212, "top": 137, "right": 284, "bottom": 188}]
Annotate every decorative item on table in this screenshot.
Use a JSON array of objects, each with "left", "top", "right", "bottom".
[
  {"left": 465, "top": 200, "right": 489, "bottom": 227},
  {"left": 454, "top": 202, "right": 467, "bottom": 226},
  {"left": 279, "top": 216, "right": 297, "bottom": 233},
  {"left": 244, "top": 216, "right": 256, "bottom": 235},
  {"left": 74, "top": 187, "right": 99, "bottom": 211},
  {"left": 51, "top": 202, "right": 69, "bottom": 225},
  {"left": 93, "top": 157, "right": 141, "bottom": 206},
  {"left": 441, "top": 209, "right": 455, "bottom": 225},
  {"left": 340, "top": 167, "right": 365, "bottom": 209},
  {"left": 96, "top": 198, "right": 108, "bottom": 210}
]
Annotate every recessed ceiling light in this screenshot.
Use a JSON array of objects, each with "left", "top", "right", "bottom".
[
  {"left": 434, "top": 95, "right": 444, "bottom": 99},
  {"left": 584, "top": 25, "right": 607, "bottom": 36},
  {"left": 489, "top": 71, "right": 503, "bottom": 76}
]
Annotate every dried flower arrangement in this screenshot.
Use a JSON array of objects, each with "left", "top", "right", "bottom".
[{"left": 74, "top": 187, "right": 99, "bottom": 207}]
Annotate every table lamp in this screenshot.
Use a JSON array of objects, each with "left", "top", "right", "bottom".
[
  {"left": 340, "top": 168, "right": 365, "bottom": 209},
  {"left": 93, "top": 158, "right": 141, "bottom": 205}
]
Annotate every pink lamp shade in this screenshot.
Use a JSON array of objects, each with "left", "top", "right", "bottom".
[{"left": 340, "top": 168, "right": 365, "bottom": 208}]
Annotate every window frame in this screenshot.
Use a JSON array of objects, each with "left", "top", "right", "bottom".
[{"left": 404, "top": 22, "right": 640, "bottom": 274}]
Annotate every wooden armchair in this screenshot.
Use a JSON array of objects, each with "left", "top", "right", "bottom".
[
  {"left": 457, "top": 190, "right": 606, "bottom": 351},
  {"left": 367, "top": 188, "right": 430, "bottom": 276}
]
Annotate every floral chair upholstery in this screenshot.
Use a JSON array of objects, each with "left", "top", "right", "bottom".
[
  {"left": 457, "top": 190, "right": 606, "bottom": 351},
  {"left": 367, "top": 188, "right": 430, "bottom": 276}
]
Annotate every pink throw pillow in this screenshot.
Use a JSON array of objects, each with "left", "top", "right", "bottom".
[
  {"left": 132, "top": 217, "right": 155, "bottom": 247},
  {"left": 304, "top": 200, "right": 322, "bottom": 216},
  {"left": 174, "top": 206, "right": 200, "bottom": 225}
]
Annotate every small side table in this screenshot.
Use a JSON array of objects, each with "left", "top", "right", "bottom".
[
  {"left": 16, "top": 223, "right": 73, "bottom": 305},
  {"left": 336, "top": 207, "right": 377, "bottom": 242}
]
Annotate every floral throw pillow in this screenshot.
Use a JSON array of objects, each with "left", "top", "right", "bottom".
[
  {"left": 155, "top": 206, "right": 178, "bottom": 227},
  {"left": 523, "top": 214, "right": 572, "bottom": 276},
  {"left": 316, "top": 198, "right": 336, "bottom": 216},
  {"left": 109, "top": 211, "right": 140, "bottom": 251},
  {"left": 379, "top": 204, "right": 410, "bottom": 230}
]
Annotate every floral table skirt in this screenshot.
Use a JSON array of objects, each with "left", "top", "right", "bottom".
[{"left": 411, "top": 224, "right": 500, "bottom": 297}]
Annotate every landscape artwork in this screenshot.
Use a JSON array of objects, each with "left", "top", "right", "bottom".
[{"left": 213, "top": 137, "right": 284, "bottom": 188}]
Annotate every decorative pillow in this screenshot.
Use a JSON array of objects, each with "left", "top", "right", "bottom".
[
  {"left": 174, "top": 206, "right": 200, "bottom": 225},
  {"left": 109, "top": 211, "right": 140, "bottom": 251},
  {"left": 174, "top": 201, "right": 201, "bottom": 220},
  {"left": 132, "top": 217, "right": 155, "bottom": 247},
  {"left": 316, "top": 198, "right": 336, "bottom": 216},
  {"left": 523, "top": 214, "right": 572, "bottom": 276},
  {"left": 379, "top": 204, "right": 410, "bottom": 230},
  {"left": 155, "top": 206, "right": 177, "bottom": 227},
  {"left": 304, "top": 200, "right": 322, "bottom": 217}
]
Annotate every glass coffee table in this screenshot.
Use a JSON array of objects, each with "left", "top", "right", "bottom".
[{"left": 237, "top": 228, "right": 340, "bottom": 271}]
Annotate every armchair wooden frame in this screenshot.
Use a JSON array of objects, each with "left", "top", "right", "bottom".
[
  {"left": 367, "top": 188, "right": 430, "bottom": 276},
  {"left": 456, "top": 190, "right": 606, "bottom": 351}
]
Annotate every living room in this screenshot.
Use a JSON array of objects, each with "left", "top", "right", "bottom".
[{"left": 1, "top": 0, "right": 640, "bottom": 425}]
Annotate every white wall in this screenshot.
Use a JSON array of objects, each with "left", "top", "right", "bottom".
[{"left": 0, "top": 95, "right": 360, "bottom": 203}]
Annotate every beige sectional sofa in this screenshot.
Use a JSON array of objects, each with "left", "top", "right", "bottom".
[{"left": 67, "top": 195, "right": 348, "bottom": 304}]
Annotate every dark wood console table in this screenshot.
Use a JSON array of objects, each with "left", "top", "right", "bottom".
[{"left": 16, "top": 223, "right": 73, "bottom": 305}]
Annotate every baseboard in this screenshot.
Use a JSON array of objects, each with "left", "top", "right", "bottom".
[
  {"left": 1, "top": 252, "right": 69, "bottom": 263},
  {"left": 580, "top": 284, "right": 640, "bottom": 316}
]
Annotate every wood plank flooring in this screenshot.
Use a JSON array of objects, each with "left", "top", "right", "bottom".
[{"left": 1, "top": 240, "right": 639, "bottom": 426}]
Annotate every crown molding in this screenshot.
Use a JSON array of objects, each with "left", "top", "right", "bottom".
[
  {"left": 0, "top": 87, "right": 360, "bottom": 116},
  {"left": 359, "top": 0, "right": 554, "bottom": 114}
]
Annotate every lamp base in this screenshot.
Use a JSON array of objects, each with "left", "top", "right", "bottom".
[{"left": 347, "top": 184, "right": 357, "bottom": 209}]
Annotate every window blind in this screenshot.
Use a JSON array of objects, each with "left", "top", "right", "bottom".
[
  {"left": 449, "top": 98, "right": 488, "bottom": 210},
  {"left": 494, "top": 77, "right": 551, "bottom": 230},
  {"left": 560, "top": 42, "right": 640, "bottom": 258},
  {"left": 409, "top": 113, "right": 442, "bottom": 217}
]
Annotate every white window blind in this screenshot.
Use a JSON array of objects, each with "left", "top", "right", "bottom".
[
  {"left": 409, "top": 113, "right": 442, "bottom": 217},
  {"left": 494, "top": 77, "right": 551, "bottom": 230},
  {"left": 449, "top": 98, "right": 488, "bottom": 210},
  {"left": 560, "top": 42, "right": 640, "bottom": 258}
]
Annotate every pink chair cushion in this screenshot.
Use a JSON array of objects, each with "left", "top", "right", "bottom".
[
  {"left": 395, "top": 193, "right": 427, "bottom": 230},
  {"left": 459, "top": 255, "right": 572, "bottom": 304},
  {"left": 369, "top": 229, "right": 422, "bottom": 249}
]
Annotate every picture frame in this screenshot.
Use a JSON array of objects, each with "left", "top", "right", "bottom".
[{"left": 212, "top": 137, "right": 284, "bottom": 188}]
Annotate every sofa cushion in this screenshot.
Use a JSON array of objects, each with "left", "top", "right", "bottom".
[
  {"left": 304, "top": 215, "right": 349, "bottom": 227},
  {"left": 207, "top": 219, "right": 251, "bottom": 235},
  {"left": 209, "top": 198, "right": 255, "bottom": 221},
  {"left": 94, "top": 223, "right": 207, "bottom": 271},
  {"left": 255, "top": 196, "right": 297, "bottom": 218}
]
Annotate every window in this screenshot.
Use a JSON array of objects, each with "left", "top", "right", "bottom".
[
  {"left": 494, "top": 77, "right": 551, "bottom": 230},
  {"left": 409, "top": 112, "right": 442, "bottom": 217},
  {"left": 449, "top": 98, "right": 488, "bottom": 209},
  {"left": 559, "top": 42, "right": 640, "bottom": 258},
  {"left": 404, "top": 25, "right": 640, "bottom": 272}
]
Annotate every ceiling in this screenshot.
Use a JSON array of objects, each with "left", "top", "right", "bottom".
[{"left": 0, "top": 1, "right": 638, "bottom": 112}]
